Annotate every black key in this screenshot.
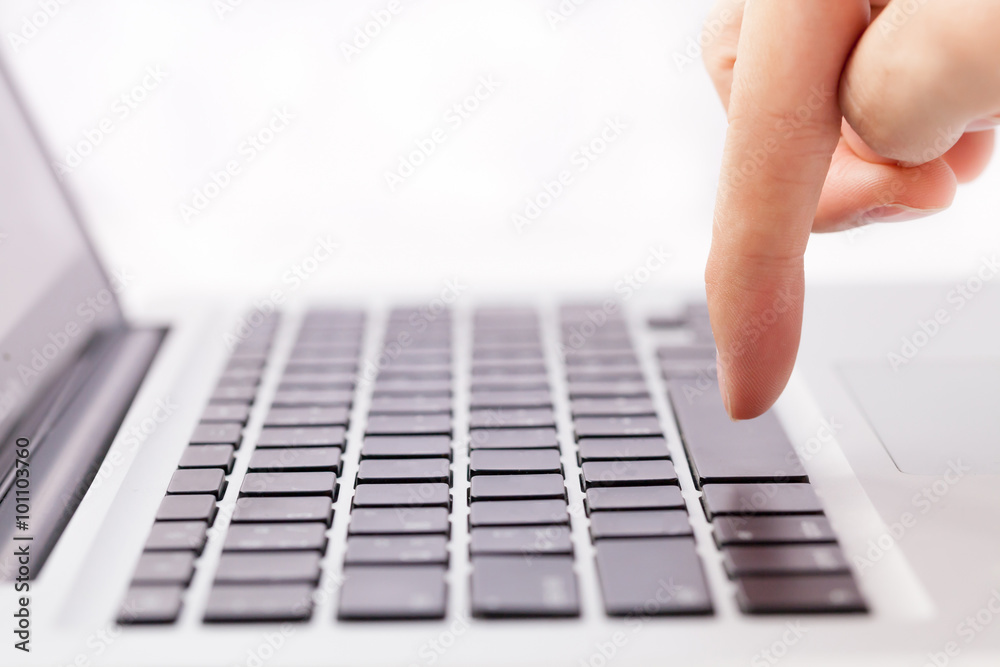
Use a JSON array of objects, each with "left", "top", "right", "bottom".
[
  {"left": 594, "top": 538, "right": 713, "bottom": 616},
  {"left": 369, "top": 396, "right": 452, "bottom": 415},
  {"left": 469, "top": 500, "right": 569, "bottom": 527},
  {"left": 224, "top": 523, "right": 328, "bottom": 551},
  {"left": 736, "top": 575, "right": 867, "bottom": 614},
  {"left": 471, "top": 376, "right": 550, "bottom": 391},
  {"left": 204, "top": 584, "right": 314, "bottom": 622},
  {"left": 590, "top": 510, "right": 692, "bottom": 539},
  {"left": 570, "top": 398, "right": 655, "bottom": 417},
  {"left": 565, "top": 353, "right": 637, "bottom": 367},
  {"left": 132, "top": 552, "right": 196, "bottom": 585},
  {"left": 210, "top": 385, "right": 257, "bottom": 403},
  {"left": 376, "top": 368, "right": 452, "bottom": 382},
  {"left": 656, "top": 344, "right": 717, "bottom": 360},
  {"left": 345, "top": 536, "right": 449, "bottom": 565},
  {"left": 659, "top": 358, "right": 717, "bottom": 379},
  {"left": 469, "top": 428, "right": 559, "bottom": 450},
  {"left": 118, "top": 586, "right": 183, "bottom": 624},
  {"left": 470, "top": 391, "right": 552, "bottom": 410},
  {"left": 585, "top": 486, "right": 685, "bottom": 513},
  {"left": 226, "top": 356, "right": 266, "bottom": 370},
  {"left": 284, "top": 361, "right": 357, "bottom": 374},
  {"left": 338, "top": 566, "right": 447, "bottom": 620},
  {"left": 265, "top": 406, "right": 349, "bottom": 427},
  {"left": 348, "top": 508, "right": 450, "bottom": 535},
  {"left": 667, "top": 379, "right": 808, "bottom": 484},
  {"left": 473, "top": 348, "right": 543, "bottom": 360},
  {"left": 580, "top": 460, "right": 677, "bottom": 488},
  {"left": 178, "top": 444, "right": 235, "bottom": 472},
  {"left": 469, "top": 449, "right": 562, "bottom": 475},
  {"left": 372, "top": 380, "right": 452, "bottom": 397},
  {"left": 201, "top": 404, "right": 251, "bottom": 424},
  {"left": 232, "top": 496, "right": 333, "bottom": 524},
  {"left": 215, "top": 552, "right": 322, "bottom": 584},
  {"left": 216, "top": 373, "right": 260, "bottom": 388},
  {"left": 470, "top": 474, "right": 565, "bottom": 501},
  {"left": 574, "top": 416, "right": 662, "bottom": 438},
  {"left": 352, "top": 483, "right": 451, "bottom": 508},
  {"left": 566, "top": 369, "right": 643, "bottom": 383},
  {"left": 248, "top": 447, "right": 342, "bottom": 474},
  {"left": 567, "top": 382, "right": 649, "bottom": 398},
  {"left": 469, "top": 526, "right": 573, "bottom": 556},
  {"left": 366, "top": 414, "right": 452, "bottom": 436},
  {"left": 577, "top": 437, "right": 670, "bottom": 461},
  {"left": 701, "top": 483, "right": 823, "bottom": 520},
  {"left": 279, "top": 372, "right": 356, "bottom": 389},
  {"left": 190, "top": 423, "right": 242, "bottom": 446},
  {"left": 271, "top": 389, "right": 353, "bottom": 407},
  {"left": 470, "top": 556, "right": 579, "bottom": 617},
  {"left": 362, "top": 436, "right": 452, "bottom": 459},
  {"left": 156, "top": 495, "right": 218, "bottom": 523},
  {"left": 470, "top": 408, "right": 555, "bottom": 429},
  {"left": 472, "top": 362, "right": 546, "bottom": 376},
  {"left": 145, "top": 522, "right": 208, "bottom": 553},
  {"left": 724, "top": 545, "right": 850, "bottom": 577},
  {"left": 257, "top": 426, "right": 346, "bottom": 448},
  {"left": 167, "top": 469, "right": 226, "bottom": 499},
  {"left": 356, "top": 459, "right": 451, "bottom": 484},
  {"left": 240, "top": 472, "right": 337, "bottom": 497},
  {"left": 714, "top": 515, "right": 837, "bottom": 545}
]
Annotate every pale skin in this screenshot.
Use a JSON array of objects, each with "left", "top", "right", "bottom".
[{"left": 703, "top": 0, "right": 1000, "bottom": 419}]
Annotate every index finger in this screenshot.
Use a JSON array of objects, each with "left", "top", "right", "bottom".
[{"left": 705, "top": 0, "right": 869, "bottom": 419}]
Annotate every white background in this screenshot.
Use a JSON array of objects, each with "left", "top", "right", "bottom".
[{"left": 2, "top": 0, "right": 998, "bottom": 309}]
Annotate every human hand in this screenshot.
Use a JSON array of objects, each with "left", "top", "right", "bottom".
[{"left": 703, "top": 0, "right": 999, "bottom": 419}]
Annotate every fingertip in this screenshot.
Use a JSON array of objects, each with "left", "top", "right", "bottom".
[{"left": 707, "top": 255, "right": 804, "bottom": 421}]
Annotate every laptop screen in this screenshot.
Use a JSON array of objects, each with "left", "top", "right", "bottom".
[{"left": 0, "top": 59, "right": 122, "bottom": 441}]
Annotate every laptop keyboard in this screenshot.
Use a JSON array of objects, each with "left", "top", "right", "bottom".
[{"left": 117, "top": 303, "right": 867, "bottom": 625}]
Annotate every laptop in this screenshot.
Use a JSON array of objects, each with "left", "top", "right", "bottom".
[{"left": 2, "top": 48, "right": 999, "bottom": 667}]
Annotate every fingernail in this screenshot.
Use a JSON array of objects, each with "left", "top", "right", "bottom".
[
  {"left": 862, "top": 205, "right": 946, "bottom": 223},
  {"left": 716, "top": 353, "right": 735, "bottom": 420}
]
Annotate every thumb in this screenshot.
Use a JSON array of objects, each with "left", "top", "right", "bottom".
[{"left": 840, "top": 0, "right": 1000, "bottom": 164}]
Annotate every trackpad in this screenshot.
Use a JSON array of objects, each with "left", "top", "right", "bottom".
[{"left": 840, "top": 361, "right": 1000, "bottom": 475}]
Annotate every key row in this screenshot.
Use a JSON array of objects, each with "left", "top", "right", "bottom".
[
  {"left": 337, "top": 308, "right": 455, "bottom": 621},
  {"left": 119, "top": 314, "right": 281, "bottom": 624},
  {"left": 200, "top": 310, "right": 366, "bottom": 623},
  {"left": 559, "top": 304, "right": 714, "bottom": 616},
  {"left": 652, "top": 306, "right": 866, "bottom": 614},
  {"left": 466, "top": 308, "right": 580, "bottom": 618}
]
